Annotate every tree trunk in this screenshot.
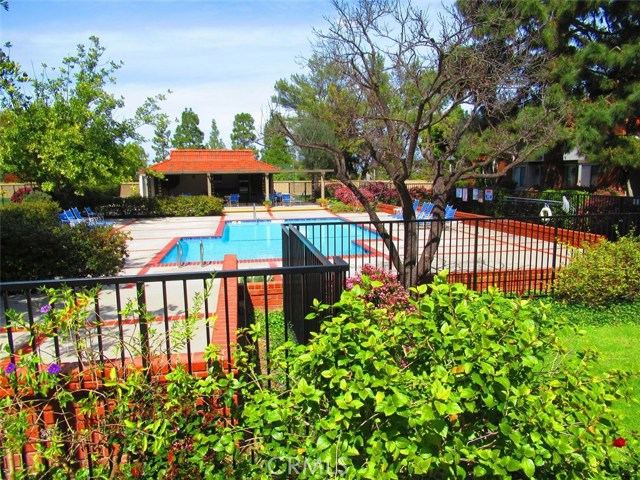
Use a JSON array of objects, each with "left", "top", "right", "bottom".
[
  {"left": 541, "top": 142, "right": 565, "bottom": 189},
  {"left": 415, "top": 175, "right": 448, "bottom": 286}
]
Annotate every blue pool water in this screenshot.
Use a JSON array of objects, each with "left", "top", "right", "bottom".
[{"left": 160, "top": 219, "right": 380, "bottom": 263}]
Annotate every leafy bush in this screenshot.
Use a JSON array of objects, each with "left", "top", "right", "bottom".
[
  {"left": 328, "top": 200, "right": 357, "bottom": 213},
  {"left": 346, "top": 264, "right": 414, "bottom": 315},
  {"left": 97, "top": 195, "right": 224, "bottom": 218},
  {"left": 238, "top": 274, "right": 639, "bottom": 478},
  {"left": 409, "top": 185, "right": 433, "bottom": 203},
  {"left": 157, "top": 195, "right": 224, "bottom": 216},
  {"left": 21, "top": 189, "right": 53, "bottom": 204},
  {"left": 2, "top": 277, "right": 638, "bottom": 478},
  {"left": 554, "top": 233, "right": 640, "bottom": 306},
  {"left": 363, "top": 182, "right": 399, "bottom": 205},
  {"left": 0, "top": 201, "right": 129, "bottom": 281},
  {"left": 10, "top": 185, "right": 33, "bottom": 203}
]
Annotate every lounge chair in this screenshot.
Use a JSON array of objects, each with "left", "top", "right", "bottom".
[
  {"left": 229, "top": 193, "right": 240, "bottom": 207},
  {"left": 281, "top": 193, "right": 292, "bottom": 206},
  {"left": 84, "top": 206, "right": 104, "bottom": 222},
  {"left": 392, "top": 199, "right": 419, "bottom": 219},
  {"left": 445, "top": 205, "right": 457, "bottom": 219},
  {"left": 416, "top": 202, "right": 434, "bottom": 220},
  {"left": 81, "top": 206, "right": 114, "bottom": 226},
  {"left": 59, "top": 211, "right": 81, "bottom": 226}
]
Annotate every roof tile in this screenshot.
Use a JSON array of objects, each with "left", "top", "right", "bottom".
[{"left": 150, "top": 149, "right": 280, "bottom": 174}]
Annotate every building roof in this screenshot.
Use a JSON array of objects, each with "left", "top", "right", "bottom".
[{"left": 150, "top": 149, "right": 280, "bottom": 174}]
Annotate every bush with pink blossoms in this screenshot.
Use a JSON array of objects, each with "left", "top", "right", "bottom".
[{"left": 345, "top": 264, "right": 414, "bottom": 315}]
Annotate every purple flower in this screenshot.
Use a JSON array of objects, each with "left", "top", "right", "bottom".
[
  {"left": 40, "top": 304, "right": 52, "bottom": 314},
  {"left": 4, "top": 362, "right": 16, "bottom": 375},
  {"left": 47, "top": 363, "right": 61, "bottom": 375}
]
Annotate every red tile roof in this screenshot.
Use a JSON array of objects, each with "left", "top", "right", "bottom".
[{"left": 150, "top": 150, "right": 280, "bottom": 174}]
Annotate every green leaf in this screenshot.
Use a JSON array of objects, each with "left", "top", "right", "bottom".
[{"left": 521, "top": 458, "right": 535, "bottom": 478}]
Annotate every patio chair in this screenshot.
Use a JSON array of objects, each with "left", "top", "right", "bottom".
[
  {"left": 392, "top": 199, "right": 419, "bottom": 219},
  {"left": 81, "top": 206, "right": 114, "bottom": 226},
  {"left": 416, "top": 202, "right": 434, "bottom": 220},
  {"left": 84, "top": 206, "right": 104, "bottom": 222},
  {"left": 71, "top": 207, "right": 91, "bottom": 224},
  {"left": 445, "top": 205, "right": 457, "bottom": 219},
  {"left": 281, "top": 193, "right": 292, "bottom": 206},
  {"left": 59, "top": 211, "right": 81, "bottom": 226},
  {"left": 229, "top": 193, "right": 240, "bottom": 207}
]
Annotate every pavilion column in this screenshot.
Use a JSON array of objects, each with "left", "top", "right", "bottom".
[
  {"left": 206, "top": 173, "right": 212, "bottom": 196},
  {"left": 264, "top": 174, "right": 270, "bottom": 200},
  {"left": 320, "top": 173, "right": 326, "bottom": 199}
]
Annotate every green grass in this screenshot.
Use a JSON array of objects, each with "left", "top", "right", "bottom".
[{"left": 563, "top": 322, "right": 640, "bottom": 434}]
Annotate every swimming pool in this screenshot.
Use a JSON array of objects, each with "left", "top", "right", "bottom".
[{"left": 160, "top": 219, "right": 380, "bottom": 263}]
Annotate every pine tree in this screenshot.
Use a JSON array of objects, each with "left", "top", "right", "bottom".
[
  {"left": 230, "top": 113, "right": 257, "bottom": 150},
  {"left": 207, "top": 118, "right": 225, "bottom": 149},
  {"left": 172, "top": 108, "right": 204, "bottom": 149}
]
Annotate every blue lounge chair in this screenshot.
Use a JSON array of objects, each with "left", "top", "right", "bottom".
[
  {"left": 229, "top": 193, "right": 240, "bottom": 207},
  {"left": 281, "top": 193, "right": 292, "bottom": 206},
  {"left": 81, "top": 206, "right": 114, "bottom": 226},
  {"left": 445, "top": 205, "right": 457, "bottom": 219},
  {"left": 59, "top": 211, "right": 81, "bottom": 226},
  {"left": 84, "top": 206, "right": 104, "bottom": 222},
  {"left": 392, "top": 199, "right": 419, "bottom": 219},
  {"left": 416, "top": 202, "right": 434, "bottom": 220}
]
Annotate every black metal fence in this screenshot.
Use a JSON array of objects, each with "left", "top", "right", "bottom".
[
  {"left": 291, "top": 212, "right": 640, "bottom": 292},
  {"left": 451, "top": 189, "right": 640, "bottom": 218}
]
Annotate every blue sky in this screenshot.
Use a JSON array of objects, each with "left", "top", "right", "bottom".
[{"left": 1, "top": 0, "right": 446, "bottom": 156}]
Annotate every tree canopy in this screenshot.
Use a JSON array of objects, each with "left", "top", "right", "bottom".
[
  {"left": 207, "top": 118, "right": 226, "bottom": 149},
  {"left": 172, "top": 108, "right": 204, "bottom": 149},
  {"left": 458, "top": 0, "right": 640, "bottom": 189},
  {"left": 260, "top": 113, "right": 293, "bottom": 169},
  {"left": 0, "top": 36, "right": 145, "bottom": 195},
  {"left": 230, "top": 112, "right": 257, "bottom": 151},
  {"left": 273, "top": 0, "right": 562, "bottom": 285}
]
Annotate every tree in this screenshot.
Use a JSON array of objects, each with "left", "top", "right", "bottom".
[
  {"left": 260, "top": 113, "right": 293, "bottom": 169},
  {"left": 459, "top": 0, "right": 640, "bottom": 191},
  {"left": 230, "top": 112, "right": 257, "bottom": 150},
  {"left": 135, "top": 92, "right": 172, "bottom": 163},
  {"left": 172, "top": 108, "right": 204, "bottom": 149},
  {"left": 206, "top": 118, "right": 226, "bottom": 149},
  {"left": 0, "top": 36, "right": 145, "bottom": 195},
  {"left": 273, "top": 0, "right": 562, "bottom": 286}
]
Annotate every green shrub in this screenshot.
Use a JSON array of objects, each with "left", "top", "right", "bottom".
[
  {"left": 96, "top": 195, "right": 224, "bottom": 218},
  {"left": 554, "top": 233, "right": 640, "bottom": 306},
  {"left": 237, "top": 274, "right": 639, "bottom": 478},
  {"left": 157, "top": 195, "right": 224, "bottom": 216},
  {"left": 328, "top": 200, "right": 357, "bottom": 213},
  {"left": 97, "top": 196, "right": 161, "bottom": 217},
  {"left": 22, "top": 189, "right": 53, "bottom": 204},
  {"left": 0, "top": 201, "right": 129, "bottom": 281}
]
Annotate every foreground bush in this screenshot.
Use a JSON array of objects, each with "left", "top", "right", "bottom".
[
  {"left": 554, "top": 233, "right": 640, "bottom": 306},
  {"left": 1, "top": 276, "right": 638, "bottom": 478},
  {"left": 0, "top": 201, "right": 129, "bottom": 281},
  {"left": 239, "top": 275, "right": 639, "bottom": 478}
]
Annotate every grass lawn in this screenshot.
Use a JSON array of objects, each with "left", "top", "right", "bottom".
[{"left": 564, "top": 323, "right": 640, "bottom": 434}]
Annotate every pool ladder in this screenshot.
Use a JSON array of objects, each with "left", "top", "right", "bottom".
[{"left": 177, "top": 239, "right": 205, "bottom": 267}]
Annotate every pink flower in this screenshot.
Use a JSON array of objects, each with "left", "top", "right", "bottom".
[
  {"left": 40, "top": 304, "right": 52, "bottom": 314},
  {"left": 612, "top": 437, "right": 626, "bottom": 447}
]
